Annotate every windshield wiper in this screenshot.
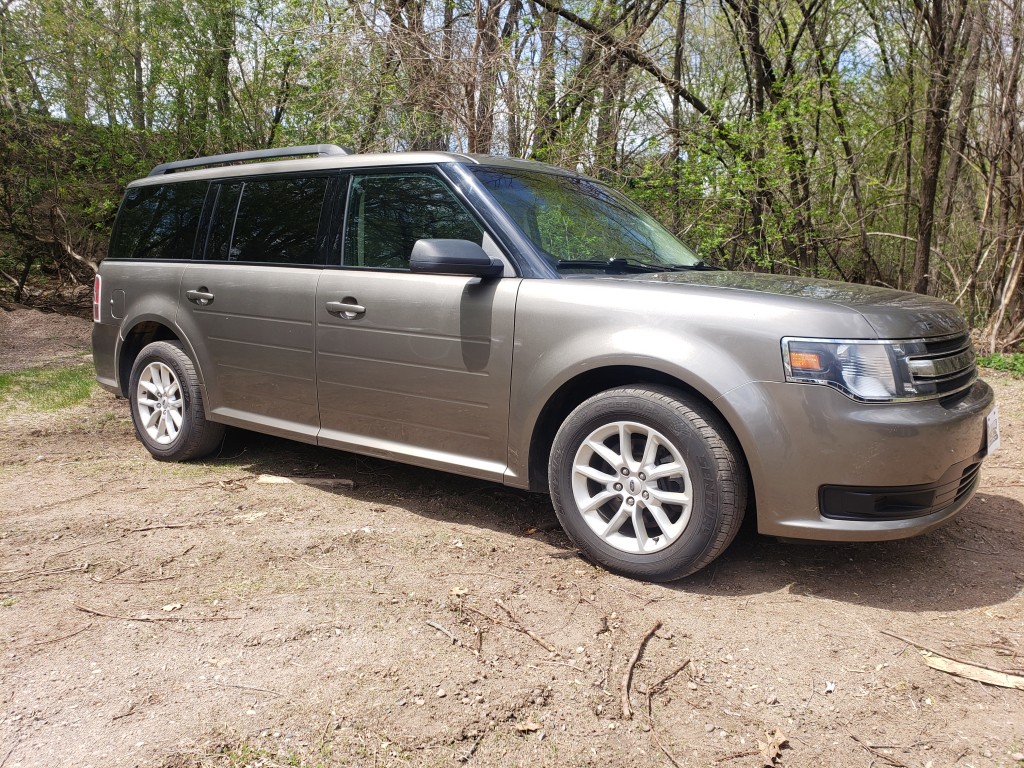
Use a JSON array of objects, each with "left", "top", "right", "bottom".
[
  {"left": 557, "top": 258, "right": 722, "bottom": 273},
  {"left": 668, "top": 260, "right": 723, "bottom": 271},
  {"left": 556, "top": 258, "right": 667, "bottom": 273}
]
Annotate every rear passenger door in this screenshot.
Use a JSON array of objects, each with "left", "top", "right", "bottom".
[
  {"left": 314, "top": 170, "right": 519, "bottom": 480},
  {"left": 179, "top": 174, "right": 332, "bottom": 442}
]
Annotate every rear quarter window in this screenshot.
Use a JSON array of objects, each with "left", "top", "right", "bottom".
[{"left": 110, "top": 181, "right": 208, "bottom": 260}]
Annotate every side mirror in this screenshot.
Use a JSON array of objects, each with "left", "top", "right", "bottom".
[{"left": 409, "top": 239, "right": 504, "bottom": 278}]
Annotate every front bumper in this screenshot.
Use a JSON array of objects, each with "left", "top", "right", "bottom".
[
  {"left": 716, "top": 378, "right": 995, "bottom": 541},
  {"left": 819, "top": 454, "right": 981, "bottom": 521}
]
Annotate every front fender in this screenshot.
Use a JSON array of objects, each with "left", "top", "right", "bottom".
[{"left": 504, "top": 277, "right": 876, "bottom": 489}]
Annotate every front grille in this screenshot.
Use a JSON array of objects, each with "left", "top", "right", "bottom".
[{"left": 906, "top": 333, "right": 977, "bottom": 398}]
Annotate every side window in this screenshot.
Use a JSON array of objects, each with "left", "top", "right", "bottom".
[
  {"left": 205, "top": 176, "right": 329, "bottom": 264},
  {"left": 110, "top": 181, "right": 208, "bottom": 260},
  {"left": 344, "top": 173, "right": 483, "bottom": 269},
  {"left": 206, "top": 182, "right": 241, "bottom": 262}
]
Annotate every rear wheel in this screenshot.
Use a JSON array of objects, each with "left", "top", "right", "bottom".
[
  {"left": 129, "top": 341, "right": 224, "bottom": 461},
  {"left": 548, "top": 386, "right": 746, "bottom": 581}
]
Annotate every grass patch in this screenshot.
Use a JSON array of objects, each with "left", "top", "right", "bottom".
[
  {"left": 0, "top": 362, "right": 96, "bottom": 411},
  {"left": 978, "top": 353, "right": 1024, "bottom": 377},
  {"left": 163, "top": 742, "right": 327, "bottom": 768}
]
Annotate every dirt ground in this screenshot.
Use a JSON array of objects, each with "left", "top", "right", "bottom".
[
  {"left": 1, "top": 306, "right": 1023, "bottom": 768},
  {"left": 0, "top": 305, "right": 93, "bottom": 374}
]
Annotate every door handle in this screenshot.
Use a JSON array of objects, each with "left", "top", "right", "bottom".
[
  {"left": 326, "top": 300, "right": 366, "bottom": 317},
  {"left": 186, "top": 288, "right": 215, "bottom": 306}
]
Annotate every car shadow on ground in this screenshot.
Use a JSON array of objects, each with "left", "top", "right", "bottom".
[
  {"left": 678, "top": 496, "right": 1023, "bottom": 613},
  {"left": 214, "top": 429, "right": 1023, "bottom": 615}
]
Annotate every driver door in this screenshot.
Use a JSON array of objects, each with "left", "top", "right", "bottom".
[{"left": 315, "top": 170, "right": 519, "bottom": 480}]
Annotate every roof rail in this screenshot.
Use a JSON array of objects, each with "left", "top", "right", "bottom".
[{"left": 147, "top": 144, "right": 351, "bottom": 177}]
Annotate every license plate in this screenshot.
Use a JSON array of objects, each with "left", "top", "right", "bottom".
[{"left": 986, "top": 405, "right": 1001, "bottom": 454}]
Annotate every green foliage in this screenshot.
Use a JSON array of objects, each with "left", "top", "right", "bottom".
[
  {"left": 0, "top": 0, "right": 1021, "bottom": 340},
  {"left": 977, "top": 354, "right": 1024, "bottom": 378},
  {"left": 0, "top": 115, "right": 158, "bottom": 304},
  {"left": 0, "top": 362, "right": 96, "bottom": 411}
]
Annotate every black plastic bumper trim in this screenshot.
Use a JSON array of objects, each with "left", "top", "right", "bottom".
[{"left": 819, "top": 454, "right": 983, "bottom": 522}]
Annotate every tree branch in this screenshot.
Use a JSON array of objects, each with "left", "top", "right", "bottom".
[{"left": 530, "top": 0, "right": 741, "bottom": 154}]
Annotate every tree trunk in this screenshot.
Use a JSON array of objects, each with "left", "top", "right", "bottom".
[
  {"left": 911, "top": 0, "right": 970, "bottom": 295},
  {"left": 532, "top": 5, "right": 558, "bottom": 156}
]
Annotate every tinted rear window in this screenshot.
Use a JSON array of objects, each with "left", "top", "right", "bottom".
[
  {"left": 110, "top": 181, "right": 208, "bottom": 260},
  {"left": 206, "top": 176, "right": 329, "bottom": 264}
]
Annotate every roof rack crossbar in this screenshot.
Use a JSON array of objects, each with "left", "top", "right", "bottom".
[{"left": 147, "top": 144, "right": 350, "bottom": 177}]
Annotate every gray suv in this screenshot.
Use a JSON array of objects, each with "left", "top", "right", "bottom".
[{"left": 92, "top": 145, "right": 1000, "bottom": 581}]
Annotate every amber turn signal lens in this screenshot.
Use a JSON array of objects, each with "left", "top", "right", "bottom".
[{"left": 790, "top": 351, "right": 824, "bottom": 371}]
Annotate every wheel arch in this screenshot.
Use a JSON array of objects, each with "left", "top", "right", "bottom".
[
  {"left": 525, "top": 366, "right": 754, "bottom": 511},
  {"left": 116, "top": 319, "right": 183, "bottom": 397}
]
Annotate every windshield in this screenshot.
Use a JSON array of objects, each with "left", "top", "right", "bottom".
[{"left": 470, "top": 166, "right": 701, "bottom": 269}]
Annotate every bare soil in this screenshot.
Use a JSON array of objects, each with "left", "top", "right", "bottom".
[
  {"left": 0, "top": 304, "right": 93, "bottom": 373},
  {"left": 1, "top": 306, "right": 1022, "bottom": 768}
]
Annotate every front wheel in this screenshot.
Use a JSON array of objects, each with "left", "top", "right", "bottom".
[
  {"left": 548, "top": 386, "right": 747, "bottom": 581},
  {"left": 128, "top": 341, "right": 225, "bottom": 461}
]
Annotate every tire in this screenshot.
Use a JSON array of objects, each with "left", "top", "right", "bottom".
[
  {"left": 128, "top": 341, "right": 225, "bottom": 461},
  {"left": 548, "top": 386, "right": 747, "bottom": 581}
]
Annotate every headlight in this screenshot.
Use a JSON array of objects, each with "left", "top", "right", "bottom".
[{"left": 782, "top": 338, "right": 906, "bottom": 401}]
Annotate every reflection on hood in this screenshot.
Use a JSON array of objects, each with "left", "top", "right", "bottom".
[{"left": 625, "top": 271, "right": 968, "bottom": 337}]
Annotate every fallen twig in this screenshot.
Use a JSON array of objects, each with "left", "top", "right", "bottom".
[
  {"left": 111, "top": 705, "right": 137, "bottom": 721},
  {"left": 126, "top": 523, "right": 198, "bottom": 533},
  {"left": 622, "top": 620, "right": 663, "bottom": 720},
  {"left": 111, "top": 694, "right": 155, "bottom": 720},
  {"left": 715, "top": 749, "right": 760, "bottom": 762},
  {"left": 645, "top": 659, "right": 692, "bottom": 721},
  {"left": 17, "top": 623, "right": 92, "bottom": 648},
  {"left": 27, "top": 488, "right": 104, "bottom": 514},
  {"left": 881, "top": 629, "right": 1024, "bottom": 687},
  {"left": 603, "top": 582, "right": 662, "bottom": 602},
  {"left": 0, "top": 564, "right": 86, "bottom": 584},
  {"left": 159, "top": 545, "right": 195, "bottom": 568},
  {"left": 0, "top": 739, "right": 17, "bottom": 768},
  {"left": 921, "top": 652, "right": 1024, "bottom": 689},
  {"left": 42, "top": 536, "right": 121, "bottom": 567},
  {"left": 494, "top": 599, "right": 557, "bottom": 654},
  {"left": 535, "top": 659, "right": 586, "bottom": 672},
  {"left": 955, "top": 545, "right": 997, "bottom": 555},
  {"left": 850, "top": 734, "right": 910, "bottom": 768},
  {"left": 652, "top": 660, "right": 692, "bottom": 693},
  {"left": 214, "top": 681, "right": 283, "bottom": 698},
  {"left": 653, "top": 732, "right": 686, "bottom": 768},
  {"left": 318, "top": 714, "right": 334, "bottom": 752},
  {"left": 459, "top": 733, "right": 483, "bottom": 763},
  {"left": 256, "top": 474, "right": 354, "bottom": 489},
  {"left": 426, "top": 620, "right": 459, "bottom": 645},
  {"left": 98, "top": 574, "right": 178, "bottom": 584},
  {"left": 73, "top": 604, "right": 241, "bottom": 622},
  {"left": 880, "top": 629, "right": 974, "bottom": 663},
  {"left": 300, "top": 558, "right": 357, "bottom": 572}
]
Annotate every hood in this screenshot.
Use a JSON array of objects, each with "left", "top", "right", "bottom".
[{"left": 624, "top": 271, "right": 968, "bottom": 339}]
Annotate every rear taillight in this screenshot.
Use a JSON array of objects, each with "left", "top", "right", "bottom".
[{"left": 93, "top": 274, "right": 101, "bottom": 322}]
